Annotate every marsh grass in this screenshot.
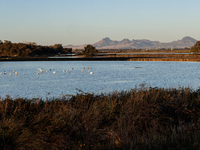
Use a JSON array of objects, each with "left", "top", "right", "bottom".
[{"left": 1, "top": 87, "right": 200, "bottom": 149}]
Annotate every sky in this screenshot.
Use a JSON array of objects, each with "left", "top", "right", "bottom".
[{"left": 1, "top": 0, "right": 200, "bottom": 46}]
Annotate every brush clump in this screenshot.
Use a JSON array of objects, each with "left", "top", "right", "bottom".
[{"left": 0, "top": 87, "right": 200, "bottom": 149}]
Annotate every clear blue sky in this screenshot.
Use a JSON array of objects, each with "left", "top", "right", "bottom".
[{"left": 1, "top": 0, "right": 200, "bottom": 45}]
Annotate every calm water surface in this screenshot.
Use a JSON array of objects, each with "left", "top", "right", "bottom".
[{"left": 0, "top": 61, "right": 200, "bottom": 99}]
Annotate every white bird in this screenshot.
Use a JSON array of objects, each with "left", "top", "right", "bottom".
[
  {"left": 38, "top": 68, "right": 43, "bottom": 73},
  {"left": 90, "top": 71, "right": 93, "bottom": 74},
  {"left": 63, "top": 70, "right": 65, "bottom": 72},
  {"left": 13, "top": 71, "right": 15, "bottom": 73},
  {"left": 53, "top": 71, "right": 56, "bottom": 74},
  {"left": 9, "top": 73, "right": 12, "bottom": 76},
  {"left": 46, "top": 70, "right": 48, "bottom": 73},
  {"left": 66, "top": 70, "right": 68, "bottom": 73},
  {"left": 0, "top": 73, "right": 2, "bottom": 75},
  {"left": 81, "top": 70, "right": 83, "bottom": 72},
  {"left": 15, "top": 72, "right": 18, "bottom": 76},
  {"left": 37, "top": 72, "right": 39, "bottom": 75}
]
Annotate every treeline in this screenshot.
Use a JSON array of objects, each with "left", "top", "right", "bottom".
[{"left": 0, "top": 40, "right": 72, "bottom": 57}]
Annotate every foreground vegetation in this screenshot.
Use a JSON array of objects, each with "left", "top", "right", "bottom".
[{"left": 1, "top": 87, "right": 200, "bottom": 149}]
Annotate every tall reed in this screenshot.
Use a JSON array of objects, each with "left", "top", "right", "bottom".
[{"left": 0, "top": 87, "right": 200, "bottom": 149}]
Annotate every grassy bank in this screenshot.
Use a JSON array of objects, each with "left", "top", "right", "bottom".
[
  {"left": 1, "top": 53, "right": 200, "bottom": 62},
  {"left": 1, "top": 87, "right": 200, "bottom": 149}
]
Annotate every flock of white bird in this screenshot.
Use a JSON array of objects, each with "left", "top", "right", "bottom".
[
  {"left": 81, "top": 67, "right": 93, "bottom": 74},
  {"left": 37, "top": 67, "right": 93, "bottom": 75},
  {"left": 0, "top": 67, "right": 93, "bottom": 76},
  {"left": 0, "top": 70, "right": 24, "bottom": 76}
]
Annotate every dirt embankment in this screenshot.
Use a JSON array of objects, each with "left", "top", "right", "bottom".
[{"left": 127, "top": 54, "right": 200, "bottom": 62}]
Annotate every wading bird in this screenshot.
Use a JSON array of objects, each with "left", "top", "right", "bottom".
[{"left": 38, "top": 68, "right": 43, "bottom": 73}]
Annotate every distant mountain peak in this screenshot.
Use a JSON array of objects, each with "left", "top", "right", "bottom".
[
  {"left": 64, "top": 36, "right": 198, "bottom": 49},
  {"left": 121, "top": 38, "right": 131, "bottom": 41},
  {"left": 181, "top": 36, "right": 197, "bottom": 42},
  {"left": 103, "top": 37, "right": 111, "bottom": 40},
  {"left": 120, "top": 38, "right": 131, "bottom": 44},
  {"left": 93, "top": 37, "right": 112, "bottom": 47}
]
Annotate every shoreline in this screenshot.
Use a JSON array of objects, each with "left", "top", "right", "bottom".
[{"left": 0, "top": 53, "right": 200, "bottom": 62}]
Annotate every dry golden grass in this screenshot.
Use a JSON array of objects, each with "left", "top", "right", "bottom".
[{"left": 1, "top": 87, "right": 200, "bottom": 149}]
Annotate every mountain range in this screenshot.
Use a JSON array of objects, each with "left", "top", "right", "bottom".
[{"left": 65, "top": 36, "right": 197, "bottom": 49}]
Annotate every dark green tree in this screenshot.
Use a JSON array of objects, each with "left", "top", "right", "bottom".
[
  {"left": 63, "top": 48, "right": 72, "bottom": 54},
  {"left": 10, "top": 44, "right": 18, "bottom": 56},
  {"left": 53, "top": 44, "right": 63, "bottom": 53},
  {"left": 3, "top": 40, "right": 12, "bottom": 56},
  {"left": 82, "top": 45, "right": 98, "bottom": 56},
  {"left": 24, "top": 48, "right": 32, "bottom": 56},
  {"left": 190, "top": 41, "right": 200, "bottom": 54}
]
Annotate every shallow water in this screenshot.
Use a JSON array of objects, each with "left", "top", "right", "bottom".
[{"left": 0, "top": 61, "right": 200, "bottom": 99}]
